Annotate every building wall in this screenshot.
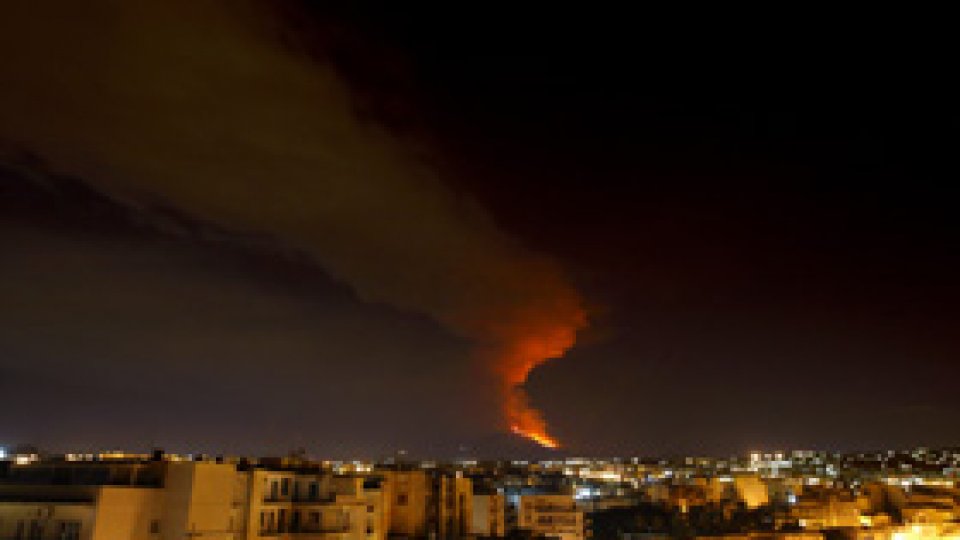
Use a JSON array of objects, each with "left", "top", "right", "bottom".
[
  {"left": 93, "top": 487, "right": 163, "bottom": 540},
  {"left": 245, "top": 469, "right": 379, "bottom": 540},
  {"left": 247, "top": 469, "right": 292, "bottom": 537},
  {"left": 0, "top": 501, "right": 97, "bottom": 540},
  {"left": 733, "top": 476, "right": 769, "bottom": 509},
  {"left": 437, "top": 476, "right": 471, "bottom": 540},
  {"left": 363, "top": 485, "right": 389, "bottom": 540},
  {"left": 161, "top": 462, "right": 238, "bottom": 540},
  {"left": 0, "top": 463, "right": 427, "bottom": 540},
  {"left": 793, "top": 498, "right": 861, "bottom": 530},
  {"left": 517, "top": 495, "right": 584, "bottom": 540},
  {"left": 381, "top": 470, "right": 430, "bottom": 538},
  {"left": 231, "top": 470, "right": 250, "bottom": 539},
  {"left": 0, "top": 483, "right": 162, "bottom": 540},
  {"left": 471, "top": 494, "right": 505, "bottom": 537}
]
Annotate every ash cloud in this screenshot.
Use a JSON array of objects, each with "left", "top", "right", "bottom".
[{"left": 0, "top": 0, "right": 585, "bottom": 440}]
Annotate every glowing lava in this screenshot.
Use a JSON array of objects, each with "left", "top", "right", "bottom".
[
  {"left": 496, "top": 309, "right": 586, "bottom": 449},
  {"left": 511, "top": 424, "right": 560, "bottom": 449}
]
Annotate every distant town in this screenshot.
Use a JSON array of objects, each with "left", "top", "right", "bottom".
[{"left": 2, "top": 446, "right": 959, "bottom": 539}]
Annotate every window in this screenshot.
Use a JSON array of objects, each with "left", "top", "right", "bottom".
[
  {"left": 308, "top": 482, "right": 319, "bottom": 500},
  {"left": 397, "top": 493, "right": 408, "bottom": 506},
  {"left": 281, "top": 478, "right": 291, "bottom": 496},
  {"left": 28, "top": 521, "right": 42, "bottom": 540},
  {"left": 60, "top": 521, "right": 82, "bottom": 540},
  {"left": 291, "top": 511, "right": 301, "bottom": 530},
  {"left": 261, "top": 511, "right": 275, "bottom": 532},
  {"left": 149, "top": 520, "right": 160, "bottom": 534}
]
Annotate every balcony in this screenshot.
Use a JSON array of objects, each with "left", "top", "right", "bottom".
[
  {"left": 259, "top": 524, "right": 352, "bottom": 535},
  {"left": 292, "top": 494, "right": 338, "bottom": 504},
  {"left": 264, "top": 494, "right": 339, "bottom": 504},
  {"left": 531, "top": 506, "right": 577, "bottom": 513}
]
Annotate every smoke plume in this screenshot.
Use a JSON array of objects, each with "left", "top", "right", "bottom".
[{"left": 0, "top": 0, "right": 585, "bottom": 446}]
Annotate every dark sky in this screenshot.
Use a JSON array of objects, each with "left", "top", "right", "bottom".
[{"left": 1, "top": 4, "right": 957, "bottom": 458}]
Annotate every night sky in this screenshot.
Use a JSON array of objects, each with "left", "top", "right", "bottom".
[{"left": 1, "top": 4, "right": 957, "bottom": 458}]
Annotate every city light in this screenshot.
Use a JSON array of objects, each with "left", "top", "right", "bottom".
[{"left": 0, "top": 447, "right": 957, "bottom": 537}]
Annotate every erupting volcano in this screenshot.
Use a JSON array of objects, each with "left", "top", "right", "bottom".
[{"left": 0, "top": 0, "right": 590, "bottom": 452}]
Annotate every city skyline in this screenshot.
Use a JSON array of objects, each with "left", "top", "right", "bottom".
[{"left": 2, "top": 445, "right": 959, "bottom": 539}]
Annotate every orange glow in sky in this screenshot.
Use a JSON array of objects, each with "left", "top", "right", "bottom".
[{"left": 497, "top": 312, "right": 585, "bottom": 449}]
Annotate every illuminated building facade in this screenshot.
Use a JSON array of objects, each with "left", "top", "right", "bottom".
[
  {"left": 516, "top": 494, "right": 585, "bottom": 540},
  {"left": 470, "top": 492, "right": 506, "bottom": 537}
]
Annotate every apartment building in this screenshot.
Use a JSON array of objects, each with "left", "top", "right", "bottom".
[
  {"left": 516, "top": 494, "right": 585, "bottom": 540},
  {"left": 377, "top": 468, "right": 477, "bottom": 540},
  {"left": 0, "top": 460, "right": 237, "bottom": 540},
  {"left": 0, "top": 458, "right": 385, "bottom": 540},
  {"left": 246, "top": 468, "right": 385, "bottom": 540}
]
